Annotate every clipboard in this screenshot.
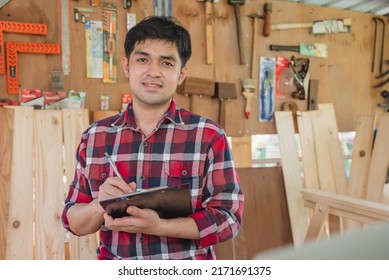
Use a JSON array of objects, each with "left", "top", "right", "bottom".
[{"left": 99, "top": 183, "right": 192, "bottom": 218}]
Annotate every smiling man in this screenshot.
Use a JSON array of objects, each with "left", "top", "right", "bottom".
[{"left": 61, "top": 16, "right": 244, "bottom": 260}]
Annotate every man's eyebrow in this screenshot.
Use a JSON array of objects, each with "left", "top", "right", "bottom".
[
  {"left": 133, "top": 50, "right": 149, "bottom": 56},
  {"left": 160, "top": 55, "right": 178, "bottom": 62},
  {"left": 133, "top": 50, "right": 178, "bottom": 62}
]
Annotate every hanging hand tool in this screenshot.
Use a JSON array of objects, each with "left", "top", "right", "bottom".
[
  {"left": 198, "top": 0, "right": 218, "bottom": 65},
  {"left": 242, "top": 13, "right": 261, "bottom": 120},
  {"left": 107, "top": 13, "right": 116, "bottom": 79},
  {"left": 103, "top": 2, "right": 118, "bottom": 83},
  {"left": 372, "top": 19, "right": 389, "bottom": 88},
  {"left": 259, "top": 57, "right": 275, "bottom": 122},
  {"left": 123, "top": 0, "right": 132, "bottom": 9},
  {"left": 289, "top": 56, "right": 310, "bottom": 100},
  {"left": 228, "top": 0, "right": 246, "bottom": 65},
  {"left": 61, "top": 0, "right": 71, "bottom": 75},
  {"left": 262, "top": 2, "right": 272, "bottom": 37},
  {"left": 372, "top": 17, "right": 379, "bottom": 73},
  {"left": 248, "top": 13, "right": 261, "bottom": 78},
  {"left": 154, "top": 0, "right": 172, "bottom": 16},
  {"left": 0, "top": 20, "right": 47, "bottom": 74},
  {"left": 267, "top": 18, "right": 351, "bottom": 36},
  {"left": 270, "top": 43, "right": 328, "bottom": 58},
  {"left": 6, "top": 41, "right": 61, "bottom": 94},
  {"left": 372, "top": 17, "right": 385, "bottom": 75},
  {"left": 378, "top": 90, "right": 389, "bottom": 112},
  {"left": 373, "top": 77, "right": 389, "bottom": 88},
  {"left": 376, "top": 69, "right": 389, "bottom": 79},
  {"left": 242, "top": 78, "right": 255, "bottom": 119}
]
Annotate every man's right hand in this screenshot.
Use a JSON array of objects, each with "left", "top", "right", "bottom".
[{"left": 98, "top": 177, "right": 136, "bottom": 207}]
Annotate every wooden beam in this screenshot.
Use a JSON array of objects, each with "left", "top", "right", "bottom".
[
  {"left": 3, "top": 106, "right": 34, "bottom": 259},
  {"left": 366, "top": 115, "right": 389, "bottom": 203},
  {"left": 275, "top": 111, "right": 309, "bottom": 247},
  {"left": 34, "top": 110, "right": 64, "bottom": 259},
  {"left": 302, "top": 189, "right": 389, "bottom": 224},
  {"left": 62, "top": 109, "right": 98, "bottom": 260}
]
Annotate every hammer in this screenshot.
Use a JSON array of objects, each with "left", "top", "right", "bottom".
[
  {"left": 248, "top": 13, "right": 262, "bottom": 79},
  {"left": 262, "top": 3, "right": 272, "bottom": 37},
  {"left": 198, "top": 0, "right": 218, "bottom": 65},
  {"left": 228, "top": 0, "right": 246, "bottom": 65}
]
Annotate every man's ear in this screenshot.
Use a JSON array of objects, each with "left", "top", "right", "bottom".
[
  {"left": 122, "top": 57, "right": 129, "bottom": 78},
  {"left": 178, "top": 66, "right": 188, "bottom": 86}
]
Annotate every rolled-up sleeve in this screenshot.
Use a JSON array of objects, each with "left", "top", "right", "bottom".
[{"left": 190, "top": 133, "right": 244, "bottom": 248}]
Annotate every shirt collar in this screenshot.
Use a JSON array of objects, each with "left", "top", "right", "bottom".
[{"left": 111, "top": 98, "right": 184, "bottom": 128}]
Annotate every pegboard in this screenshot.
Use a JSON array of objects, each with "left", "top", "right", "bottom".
[{"left": 0, "top": 0, "right": 387, "bottom": 133}]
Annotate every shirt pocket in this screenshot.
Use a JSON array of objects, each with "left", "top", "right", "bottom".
[
  {"left": 164, "top": 160, "right": 204, "bottom": 180},
  {"left": 85, "top": 163, "right": 110, "bottom": 198},
  {"left": 163, "top": 160, "right": 205, "bottom": 211}
]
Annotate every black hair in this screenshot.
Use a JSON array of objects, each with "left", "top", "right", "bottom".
[{"left": 124, "top": 16, "right": 192, "bottom": 67}]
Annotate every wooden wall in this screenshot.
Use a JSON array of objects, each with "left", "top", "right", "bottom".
[{"left": 0, "top": 0, "right": 388, "bottom": 133}]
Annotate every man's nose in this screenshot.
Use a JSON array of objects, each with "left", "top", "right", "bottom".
[{"left": 147, "top": 62, "right": 162, "bottom": 76}]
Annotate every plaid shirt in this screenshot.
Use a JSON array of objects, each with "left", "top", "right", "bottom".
[{"left": 62, "top": 99, "right": 244, "bottom": 260}]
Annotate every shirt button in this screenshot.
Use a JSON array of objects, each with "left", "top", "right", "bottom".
[
  {"left": 140, "top": 236, "right": 144, "bottom": 242},
  {"left": 140, "top": 176, "right": 145, "bottom": 181},
  {"left": 101, "top": 173, "right": 107, "bottom": 179},
  {"left": 182, "top": 170, "right": 187, "bottom": 176},
  {"left": 143, "top": 142, "right": 147, "bottom": 147}
]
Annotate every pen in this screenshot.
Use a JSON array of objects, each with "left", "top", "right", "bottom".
[{"left": 104, "top": 152, "right": 123, "bottom": 179}]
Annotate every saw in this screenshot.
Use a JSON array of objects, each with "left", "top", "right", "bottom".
[
  {"left": 270, "top": 18, "right": 352, "bottom": 35},
  {"left": 270, "top": 43, "right": 328, "bottom": 58}
]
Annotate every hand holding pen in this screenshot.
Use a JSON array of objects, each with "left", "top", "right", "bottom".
[{"left": 105, "top": 152, "right": 123, "bottom": 179}]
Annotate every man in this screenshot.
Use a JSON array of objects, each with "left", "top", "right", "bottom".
[{"left": 62, "top": 16, "right": 244, "bottom": 260}]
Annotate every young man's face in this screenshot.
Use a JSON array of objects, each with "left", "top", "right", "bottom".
[{"left": 122, "top": 39, "right": 187, "bottom": 108}]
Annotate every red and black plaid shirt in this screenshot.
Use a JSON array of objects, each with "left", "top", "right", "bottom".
[{"left": 62, "top": 99, "right": 244, "bottom": 260}]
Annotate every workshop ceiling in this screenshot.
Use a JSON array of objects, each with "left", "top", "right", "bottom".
[{"left": 282, "top": 0, "right": 389, "bottom": 16}]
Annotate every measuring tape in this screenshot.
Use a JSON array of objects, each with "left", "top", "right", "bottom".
[{"left": 61, "top": 0, "right": 71, "bottom": 75}]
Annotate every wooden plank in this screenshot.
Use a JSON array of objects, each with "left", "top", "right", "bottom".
[
  {"left": 34, "top": 110, "right": 64, "bottom": 259},
  {"left": 307, "top": 110, "right": 336, "bottom": 195},
  {"left": 297, "top": 111, "right": 320, "bottom": 190},
  {"left": 304, "top": 203, "right": 329, "bottom": 242},
  {"left": 382, "top": 184, "right": 389, "bottom": 205},
  {"left": 318, "top": 103, "right": 348, "bottom": 195},
  {"left": 348, "top": 115, "right": 375, "bottom": 199},
  {"left": 308, "top": 105, "right": 345, "bottom": 234},
  {"left": 4, "top": 107, "right": 34, "bottom": 259},
  {"left": 0, "top": 107, "right": 12, "bottom": 260},
  {"left": 302, "top": 189, "right": 389, "bottom": 223},
  {"left": 62, "top": 109, "right": 98, "bottom": 260},
  {"left": 310, "top": 109, "right": 337, "bottom": 193},
  {"left": 62, "top": 109, "right": 89, "bottom": 183},
  {"left": 275, "top": 111, "right": 309, "bottom": 247},
  {"left": 366, "top": 115, "right": 389, "bottom": 203}
]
